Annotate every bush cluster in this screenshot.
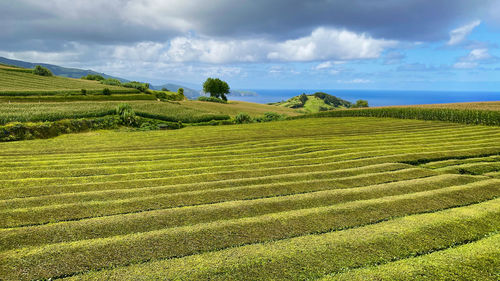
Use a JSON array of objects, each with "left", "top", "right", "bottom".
[
  {"left": 197, "top": 96, "right": 228, "bottom": 103},
  {"left": 0, "top": 116, "right": 120, "bottom": 142},
  {"left": 101, "top": 78, "right": 122, "bottom": 86},
  {"left": 123, "top": 81, "right": 150, "bottom": 92},
  {"left": 32, "top": 65, "right": 53, "bottom": 77},
  {"left": 81, "top": 74, "right": 104, "bottom": 81}
]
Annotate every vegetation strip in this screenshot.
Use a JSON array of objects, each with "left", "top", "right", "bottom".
[
  {"left": 1, "top": 181, "right": 498, "bottom": 280},
  {"left": 0, "top": 168, "right": 435, "bottom": 228},
  {"left": 0, "top": 174, "right": 477, "bottom": 252},
  {"left": 320, "top": 233, "right": 500, "bottom": 280},
  {"left": 59, "top": 198, "right": 500, "bottom": 281}
]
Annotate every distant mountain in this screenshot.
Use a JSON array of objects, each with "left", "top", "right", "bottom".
[
  {"left": 272, "top": 92, "right": 352, "bottom": 113},
  {"left": 0, "top": 56, "right": 127, "bottom": 81}
]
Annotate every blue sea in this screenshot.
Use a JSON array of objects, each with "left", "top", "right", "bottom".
[{"left": 230, "top": 89, "right": 500, "bottom": 107}]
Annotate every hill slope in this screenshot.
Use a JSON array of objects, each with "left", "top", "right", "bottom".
[
  {"left": 0, "top": 64, "right": 137, "bottom": 95},
  {"left": 0, "top": 117, "right": 498, "bottom": 280},
  {"left": 0, "top": 56, "right": 124, "bottom": 80},
  {"left": 272, "top": 92, "right": 352, "bottom": 113}
]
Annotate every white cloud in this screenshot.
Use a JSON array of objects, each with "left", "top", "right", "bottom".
[
  {"left": 314, "top": 61, "right": 345, "bottom": 70},
  {"left": 467, "top": 48, "right": 492, "bottom": 61},
  {"left": 453, "top": 48, "right": 496, "bottom": 69},
  {"left": 453, "top": 62, "right": 478, "bottom": 69},
  {"left": 447, "top": 20, "right": 481, "bottom": 45},
  {"left": 268, "top": 28, "right": 397, "bottom": 61},
  {"left": 164, "top": 27, "right": 397, "bottom": 64}
]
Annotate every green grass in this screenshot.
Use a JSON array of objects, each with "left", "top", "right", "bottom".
[
  {"left": 0, "top": 67, "right": 137, "bottom": 95},
  {"left": 62, "top": 199, "right": 500, "bottom": 281},
  {"left": 322, "top": 233, "right": 500, "bottom": 281},
  {"left": 0, "top": 117, "right": 499, "bottom": 280}
]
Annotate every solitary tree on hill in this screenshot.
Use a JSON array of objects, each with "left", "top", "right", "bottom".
[{"left": 203, "top": 78, "right": 230, "bottom": 101}]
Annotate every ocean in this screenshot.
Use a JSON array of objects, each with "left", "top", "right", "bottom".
[{"left": 229, "top": 89, "right": 500, "bottom": 107}]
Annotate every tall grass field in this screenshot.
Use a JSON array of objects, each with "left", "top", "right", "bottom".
[{"left": 0, "top": 117, "right": 499, "bottom": 280}]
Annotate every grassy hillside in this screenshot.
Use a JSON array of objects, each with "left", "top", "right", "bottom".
[
  {"left": 272, "top": 92, "right": 352, "bottom": 113},
  {"left": 0, "top": 117, "right": 499, "bottom": 280},
  {"left": 0, "top": 64, "right": 136, "bottom": 95}
]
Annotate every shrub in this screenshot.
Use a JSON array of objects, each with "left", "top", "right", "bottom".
[
  {"left": 155, "top": 92, "right": 167, "bottom": 100},
  {"left": 234, "top": 112, "right": 252, "bottom": 124},
  {"left": 81, "top": 74, "right": 104, "bottom": 81},
  {"left": 116, "top": 103, "right": 137, "bottom": 126},
  {"left": 178, "top": 88, "right": 184, "bottom": 96},
  {"left": 161, "top": 88, "right": 169, "bottom": 92},
  {"left": 80, "top": 89, "right": 87, "bottom": 95},
  {"left": 354, "top": 100, "right": 369, "bottom": 108},
  {"left": 102, "top": 88, "right": 111, "bottom": 95},
  {"left": 197, "top": 96, "right": 227, "bottom": 103},
  {"left": 101, "top": 78, "right": 122, "bottom": 86},
  {"left": 123, "top": 81, "right": 149, "bottom": 92},
  {"left": 32, "top": 65, "right": 53, "bottom": 77},
  {"left": 255, "top": 112, "right": 286, "bottom": 122}
]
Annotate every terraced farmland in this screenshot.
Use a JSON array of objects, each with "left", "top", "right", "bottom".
[
  {"left": 0, "top": 117, "right": 499, "bottom": 280},
  {"left": 0, "top": 65, "right": 136, "bottom": 95}
]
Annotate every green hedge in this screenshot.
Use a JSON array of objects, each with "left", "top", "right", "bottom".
[
  {"left": 291, "top": 108, "right": 500, "bottom": 126},
  {"left": 0, "top": 116, "right": 121, "bottom": 142},
  {"left": 135, "top": 112, "right": 231, "bottom": 124}
]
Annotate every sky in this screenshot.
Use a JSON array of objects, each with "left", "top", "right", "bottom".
[{"left": 1, "top": 0, "right": 500, "bottom": 90}]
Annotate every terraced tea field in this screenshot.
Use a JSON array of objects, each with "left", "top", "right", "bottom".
[
  {"left": 1, "top": 117, "right": 499, "bottom": 280},
  {"left": 0, "top": 65, "right": 136, "bottom": 95}
]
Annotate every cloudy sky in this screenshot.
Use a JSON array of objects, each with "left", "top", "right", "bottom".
[{"left": 1, "top": 0, "right": 500, "bottom": 90}]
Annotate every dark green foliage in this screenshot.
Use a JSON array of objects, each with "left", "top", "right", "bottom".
[
  {"left": 234, "top": 112, "right": 252, "bottom": 124},
  {"left": 0, "top": 116, "right": 120, "bottom": 142},
  {"left": 203, "top": 78, "right": 230, "bottom": 101},
  {"left": 138, "top": 119, "right": 184, "bottom": 131},
  {"left": 102, "top": 88, "right": 111, "bottom": 95},
  {"left": 101, "top": 78, "right": 122, "bottom": 86},
  {"left": 135, "top": 111, "right": 230, "bottom": 124},
  {"left": 81, "top": 74, "right": 104, "bottom": 81},
  {"left": 123, "top": 81, "right": 149, "bottom": 92},
  {"left": 254, "top": 112, "right": 286, "bottom": 122},
  {"left": 116, "top": 103, "right": 137, "bottom": 126},
  {"left": 161, "top": 88, "right": 169, "bottom": 92},
  {"left": 155, "top": 92, "right": 167, "bottom": 100},
  {"left": 299, "top": 93, "right": 308, "bottom": 104},
  {"left": 313, "top": 92, "right": 352, "bottom": 107},
  {"left": 354, "top": 100, "right": 369, "bottom": 108},
  {"left": 81, "top": 89, "right": 87, "bottom": 95},
  {"left": 292, "top": 108, "right": 500, "bottom": 126},
  {"left": 197, "top": 96, "right": 228, "bottom": 103},
  {"left": 33, "top": 65, "right": 53, "bottom": 77},
  {"left": 178, "top": 88, "right": 184, "bottom": 96}
]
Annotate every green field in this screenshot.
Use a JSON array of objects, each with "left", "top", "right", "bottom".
[
  {"left": 0, "top": 65, "right": 137, "bottom": 95},
  {"left": 1, "top": 117, "right": 499, "bottom": 280}
]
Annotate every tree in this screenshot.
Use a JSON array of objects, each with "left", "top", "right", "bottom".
[
  {"left": 161, "top": 87, "right": 169, "bottom": 92},
  {"left": 33, "top": 65, "right": 52, "bottom": 76},
  {"left": 178, "top": 88, "right": 184, "bottom": 96},
  {"left": 203, "top": 78, "right": 230, "bottom": 101},
  {"left": 299, "top": 93, "right": 308, "bottom": 105},
  {"left": 354, "top": 100, "right": 369, "bottom": 108}
]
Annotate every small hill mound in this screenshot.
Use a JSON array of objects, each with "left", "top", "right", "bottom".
[{"left": 272, "top": 92, "right": 352, "bottom": 113}]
